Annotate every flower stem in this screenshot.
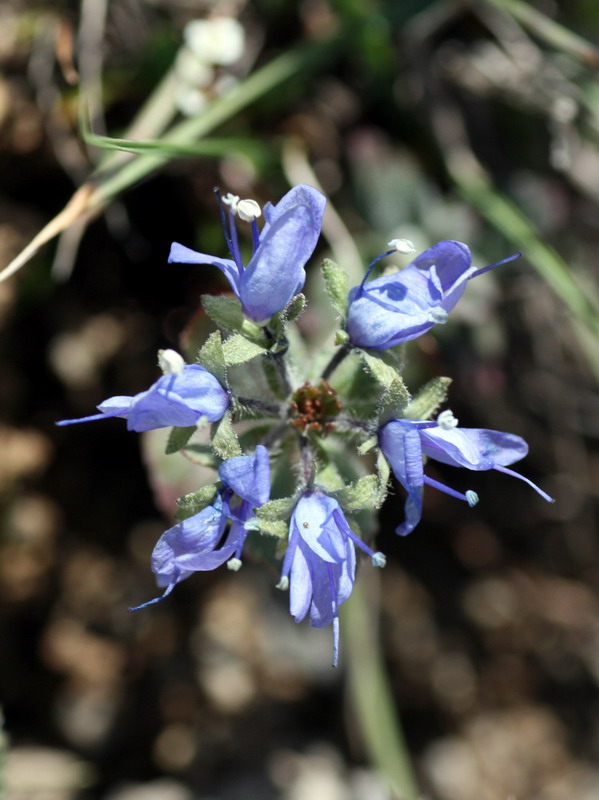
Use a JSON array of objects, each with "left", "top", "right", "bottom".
[
  {"left": 342, "top": 573, "right": 421, "bottom": 799},
  {"left": 321, "top": 341, "right": 352, "bottom": 381}
]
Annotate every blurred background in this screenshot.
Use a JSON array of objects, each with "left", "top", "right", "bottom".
[{"left": 1, "top": 0, "right": 599, "bottom": 798}]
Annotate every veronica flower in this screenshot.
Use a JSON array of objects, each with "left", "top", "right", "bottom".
[
  {"left": 279, "top": 490, "right": 386, "bottom": 666},
  {"left": 379, "top": 411, "right": 554, "bottom": 536},
  {"left": 346, "top": 240, "right": 519, "bottom": 349},
  {"left": 57, "top": 352, "right": 229, "bottom": 433},
  {"left": 168, "top": 185, "right": 326, "bottom": 324},
  {"left": 130, "top": 446, "right": 270, "bottom": 610}
]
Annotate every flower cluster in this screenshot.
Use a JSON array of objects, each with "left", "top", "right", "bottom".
[{"left": 58, "top": 184, "right": 553, "bottom": 665}]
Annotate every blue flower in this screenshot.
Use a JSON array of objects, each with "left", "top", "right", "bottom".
[
  {"left": 168, "top": 185, "right": 326, "bottom": 324},
  {"left": 379, "top": 412, "right": 554, "bottom": 536},
  {"left": 346, "top": 241, "right": 519, "bottom": 349},
  {"left": 130, "top": 446, "right": 270, "bottom": 610},
  {"left": 57, "top": 364, "right": 230, "bottom": 433},
  {"left": 279, "top": 490, "right": 386, "bottom": 666}
]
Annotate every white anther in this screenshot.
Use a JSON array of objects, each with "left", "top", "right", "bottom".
[
  {"left": 437, "top": 409, "right": 459, "bottom": 430},
  {"left": 158, "top": 349, "right": 185, "bottom": 375},
  {"left": 372, "top": 552, "right": 386, "bottom": 568},
  {"left": 276, "top": 576, "right": 289, "bottom": 591},
  {"left": 222, "top": 193, "right": 240, "bottom": 212},
  {"left": 175, "top": 49, "right": 214, "bottom": 87},
  {"left": 466, "top": 490, "right": 479, "bottom": 507},
  {"left": 388, "top": 238, "right": 416, "bottom": 254},
  {"left": 236, "top": 198, "right": 262, "bottom": 222},
  {"left": 427, "top": 307, "right": 449, "bottom": 324},
  {"left": 227, "top": 557, "right": 242, "bottom": 571}
]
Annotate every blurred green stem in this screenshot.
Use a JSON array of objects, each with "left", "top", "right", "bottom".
[{"left": 342, "top": 575, "right": 420, "bottom": 800}]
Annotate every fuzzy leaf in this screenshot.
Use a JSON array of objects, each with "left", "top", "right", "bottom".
[
  {"left": 358, "top": 436, "right": 377, "bottom": 455},
  {"left": 377, "top": 377, "right": 411, "bottom": 424},
  {"left": 322, "top": 258, "right": 349, "bottom": 320},
  {"left": 283, "top": 293, "right": 307, "bottom": 323},
  {"left": 201, "top": 294, "right": 245, "bottom": 332},
  {"left": 332, "top": 474, "right": 378, "bottom": 511},
  {"left": 253, "top": 517, "right": 289, "bottom": 538},
  {"left": 222, "top": 333, "right": 267, "bottom": 365},
  {"left": 315, "top": 461, "right": 345, "bottom": 491},
  {"left": 165, "top": 425, "right": 197, "bottom": 454},
  {"left": 404, "top": 376, "right": 452, "bottom": 420},
  {"left": 176, "top": 483, "right": 218, "bottom": 518},
  {"left": 211, "top": 411, "right": 242, "bottom": 459},
  {"left": 359, "top": 348, "right": 403, "bottom": 387},
  {"left": 197, "top": 331, "right": 227, "bottom": 387},
  {"left": 375, "top": 449, "right": 391, "bottom": 506},
  {"left": 255, "top": 496, "right": 298, "bottom": 521}
]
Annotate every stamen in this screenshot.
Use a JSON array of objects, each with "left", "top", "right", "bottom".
[
  {"left": 471, "top": 252, "right": 520, "bottom": 279},
  {"left": 423, "top": 474, "right": 476, "bottom": 504},
  {"left": 250, "top": 219, "right": 260, "bottom": 252},
  {"left": 388, "top": 238, "right": 416, "bottom": 254},
  {"left": 227, "top": 557, "right": 242, "bottom": 571},
  {"left": 222, "top": 193, "right": 240, "bottom": 212},
  {"left": 158, "top": 349, "right": 185, "bottom": 376},
  {"left": 359, "top": 249, "right": 397, "bottom": 290},
  {"left": 237, "top": 199, "right": 262, "bottom": 222},
  {"left": 372, "top": 551, "right": 386, "bottom": 568},
  {"left": 466, "top": 490, "right": 479, "bottom": 507},
  {"left": 276, "top": 576, "right": 289, "bottom": 591},
  {"left": 494, "top": 465, "right": 555, "bottom": 502},
  {"left": 128, "top": 577, "right": 177, "bottom": 612},
  {"left": 437, "top": 409, "right": 459, "bottom": 429}
]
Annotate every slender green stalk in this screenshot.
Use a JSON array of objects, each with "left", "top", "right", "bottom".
[
  {"left": 342, "top": 576, "right": 420, "bottom": 800},
  {"left": 90, "top": 42, "right": 335, "bottom": 210}
]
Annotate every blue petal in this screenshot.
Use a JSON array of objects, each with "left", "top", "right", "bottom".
[
  {"left": 289, "top": 537, "right": 313, "bottom": 622},
  {"left": 409, "top": 241, "right": 473, "bottom": 293},
  {"left": 168, "top": 242, "right": 242, "bottom": 297},
  {"left": 238, "top": 185, "right": 325, "bottom": 323},
  {"left": 218, "top": 445, "right": 270, "bottom": 508},
  {"left": 292, "top": 491, "right": 347, "bottom": 563},
  {"left": 379, "top": 420, "right": 426, "bottom": 536},
  {"left": 156, "top": 365, "right": 230, "bottom": 422},
  {"left": 419, "top": 427, "right": 529, "bottom": 470},
  {"left": 151, "top": 504, "right": 232, "bottom": 588},
  {"left": 346, "top": 267, "right": 446, "bottom": 349},
  {"left": 126, "top": 385, "right": 203, "bottom": 432}
]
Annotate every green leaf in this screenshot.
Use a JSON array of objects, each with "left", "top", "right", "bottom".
[
  {"left": 358, "top": 436, "right": 377, "bottom": 455},
  {"left": 197, "top": 330, "right": 227, "bottom": 387},
  {"left": 211, "top": 411, "right": 242, "bottom": 459},
  {"left": 165, "top": 425, "right": 197, "bottom": 455},
  {"left": 252, "top": 517, "right": 289, "bottom": 538},
  {"left": 201, "top": 295, "right": 245, "bottom": 333},
  {"left": 375, "top": 449, "right": 391, "bottom": 507},
  {"left": 377, "top": 377, "right": 411, "bottom": 425},
  {"left": 176, "top": 483, "right": 218, "bottom": 518},
  {"left": 359, "top": 348, "right": 403, "bottom": 387},
  {"left": 222, "top": 333, "right": 267, "bottom": 365},
  {"left": 283, "top": 293, "right": 307, "bottom": 323},
  {"left": 322, "top": 258, "right": 349, "bottom": 320},
  {"left": 332, "top": 475, "right": 379, "bottom": 511},
  {"left": 404, "top": 376, "right": 452, "bottom": 420},
  {"left": 315, "top": 460, "right": 346, "bottom": 491},
  {"left": 255, "top": 496, "right": 298, "bottom": 521},
  {"left": 180, "top": 443, "right": 220, "bottom": 468}
]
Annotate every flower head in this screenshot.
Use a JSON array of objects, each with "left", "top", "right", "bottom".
[
  {"left": 130, "top": 446, "right": 270, "bottom": 611},
  {"left": 279, "top": 490, "right": 385, "bottom": 666},
  {"left": 169, "top": 184, "right": 326, "bottom": 324},
  {"left": 379, "top": 415, "right": 554, "bottom": 536},
  {"left": 347, "top": 241, "right": 519, "bottom": 349},
  {"left": 57, "top": 363, "right": 229, "bottom": 433}
]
